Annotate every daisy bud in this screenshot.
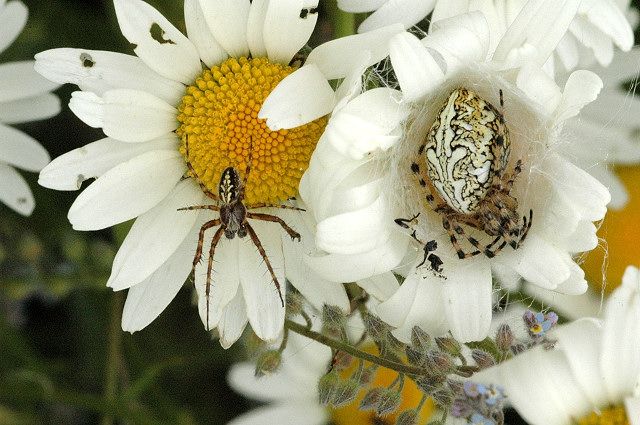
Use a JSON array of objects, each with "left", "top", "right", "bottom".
[
  {"left": 318, "top": 372, "right": 341, "bottom": 406},
  {"left": 358, "top": 365, "right": 377, "bottom": 385},
  {"left": 322, "top": 305, "right": 347, "bottom": 337},
  {"left": 435, "top": 337, "right": 461, "bottom": 357},
  {"left": 471, "top": 349, "right": 496, "bottom": 369},
  {"left": 254, "top": 350, "right": 281, "bottom": 377},
  {"left": 331, "top": 379, "right": 361, "bottom": 408},
  {"left": 360, "top": 387, "right": 383, "bottom": 411},
  {"left": 376, "top": 388, "right": 402, "bottom": 416},
  {"left": 411, "top": 326, "right": 431, "bottom": 352},
  {"left": 510, "top": 343, "right": 526, "bottom": 355},
  {"left": 331, "top": 351, "right": 353, "bottom": 372},
  {"left": 396, "top": 409, "right": 418, "bottom": 425},
  {"left": 495, "top": 324, "right": 514, "bottom": 352}
]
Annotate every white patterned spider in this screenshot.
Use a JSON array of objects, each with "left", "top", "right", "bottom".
[
  {"left": 408, "top": 87, "right": 532, "bottom": 260},
  {"left": 178, "top": 137, "right": 303, "bottom": 326}
]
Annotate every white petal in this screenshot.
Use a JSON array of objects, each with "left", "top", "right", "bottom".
[
  {"left": 246, "top": 0, "right": 268, "bottom": 58},
  {"left": 443, "top": 257, "right": 492, "bottom": 342},
  {"left": 0, "top": 0, "right": 27, "bottom": 54},
  {"left": 0, "top": 162, "right": 34, "bottom": 215},
  {"left": 389, "top": 32, "right": 443, "bottom": 102},
  {"left": 227, "top": 363, "right": 299, "bottom": 403},
  {"left": 108, "top": 179, "right": 205, "bottom": 290},
  {"left": 569, "top": 17, "right": 615, "bottom": 67},
  {"left": 71, "top": 89, "right": 178, "bottom": 143},
  {"left": 264, "top": 0, "right": 318, "bottom": 64},
  {"left": 227, "top": 403, "right": 327, "bottom": 425},
  {"left": 0, "top": 61, "right": 59, "bottom": 103},
  {"left": 0, "top": 123, "right": 49, "bottom": 172},
  {"left": 306, "top": 24, "right": 404, "bottom": 80},
  {"left": 218, "top": 285, "right": 249, "bottom": 349},
  {"left": 195, "top": 231, "right": 241, "bottom": 330},
  {"left": 259, "top": 64, "right": 335, "bottom": 131},
  {"left": 34, "top": 49, "right": 184, "bottom": 105},
  {"left": 305, "top": 231, "right": 409, "bottom": 282},
  {"left": 430, "top": 0, "right": 469, "bottom": 26},
  {"left": 68, "top": 150, "right": 184, "bottom": 230},
  {"left": 578, "top": 0, "right": 634, "bottom": 51},
  {"left": 554, "top": 70, "right": 602, "bottom": 123},
  {"left": 375, "top": 270, "right": 419, "bottom": 328},
  {"left": 425, "top": 12, "right": 491, "bottom": 69},
  {"left": 555, "top": 33, "right": 580, "bottom": 71},
  {"left": 601, "top": 266, "right": 640, "bottom": 401},
  {"left": 240, "top": 219, "right": 286, "bottom": 342},
  {"left": 358, "top": 272, "right": 399, "bottom": 302},
  {"left": 495, "top": 0, "right": 581, "bottom": 67},
  {"left": 0, "top": 93, "right": 60, "bottom": 124},
  {"left": 197, "top": 0, "right": 250, "bottom": 58},
  {"left": 554, "top": 262, "right": 588, "bottom": 295},
  {"left": 358, "top": 0, "right": 436, "bottom": 33},
  {"left": 338, "top": 0, "right": 388, "bottom": 13},
  {"left": 553, "top": 319, "right": 609, "bottom": 408},
  {"left": 499, "top": 234, "right": 571, "bottom": 290},
  {"left": 114, "top": 0, "right": 201, "bottom": 84},
  {"left": 523, "top": 283, "right": 602, "bottom": 320},
  {"left": 121, "top": 228, "right": 196, "bottom": 332},
  {"left": 336, "top": 87, "right": 406, "bottom": 139},
  {"left": 545, "top": 154, "right": 611, "bottom": 221},
  {"left": 625, "top": 397, "right": 640, "bottom": 425},
  {"left": 184, "top": 0, "right": 227, "bottom": 68},
  {"left": 515, "top": 64, "right": 562, "bottom": 115},
  {"left": 493, "top": 346, "right": 591, "bottom": 424},
  {"left": 316, "top": 195, "right": 391, "bottom": 254},
  {"left": 38, "top": 135, "right": 178, "bottom": 191}
]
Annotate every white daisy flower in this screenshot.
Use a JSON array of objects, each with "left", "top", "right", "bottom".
[
  {"left": 339, "top": 0, "right": 635, "bottom": 72},
  {"left": 0, "top": 0, "right": 59, "bottom": 216},
  {"left": 34, "top": 0, "right": 352, "bottom": 347},
  {"left": 299, "top": 10, "right": 611, "bottom": 343},
  {"left": 478, "top": 265, "right": 640, "bottom": 425}
]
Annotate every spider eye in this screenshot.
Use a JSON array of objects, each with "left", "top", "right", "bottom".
[
  {"left": 237, "top": 228, "right": 247, "bottom": 238},
  {"left": 225, "top": 230, "right": 235, "bottom": 239}
]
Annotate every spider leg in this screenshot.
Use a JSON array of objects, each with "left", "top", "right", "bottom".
[
  {"left": 247, "top": 203, "right": 306, "bottom": 212},
  {"left": 246, "top": 212, "right": 301, "bottom": 241},
  {"left": 517, "top": 209, "right": 533, "bottom": 246},
  {"left": 192, "top": 219, "right": 222, "bottom": 271},
  {"left": 177, "top": 205, "right": 220, "bottom": 212},
  {"left": 410, "top": 161, "right": 441, "bottom": 211},
  {"left": 394, "top": 213, "right": 420, "bottom": 229},
  {"left": 184, "top": 135, "right": 219, "bottom": 201},
  {"left": 245, "top": 223, "right": 285, "bottom": 307},
  {"left": 503, "top": 159, "right": 523, "bottom": 192},
  {"left": 204, "top": 225, "right": 225, "bottom": 329},
  {"left": 443, "top": 217, "right": 482, "bottom": 259},
  {"left": 239, "top": 136, "right": 255, "bottom": 200}
]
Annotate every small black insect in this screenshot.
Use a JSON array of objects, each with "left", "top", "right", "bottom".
[
  {"left": 394, "top": 213, "right": 444, "bottom": 275},
  {"left": 179, "top": 137, "right": 303, "bottom": 327}
]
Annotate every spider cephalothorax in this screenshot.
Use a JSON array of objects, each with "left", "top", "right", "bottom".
[
  {"left": 178, "top": 138, "right": 303, "bottom": 326},
  {"left": 411, "top": 87, "right": 532, "bottom": 260}
]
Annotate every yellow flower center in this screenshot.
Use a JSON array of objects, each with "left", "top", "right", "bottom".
[
  {"left": 577, "top": 405, "right": 629, "bottom": 425},
  {"left": 176, "top": 57, "right": 327, "bottom": 205}
]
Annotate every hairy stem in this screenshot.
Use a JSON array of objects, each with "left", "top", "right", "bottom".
[
  {"left": 328, "top": 0, "right": 355, "bottom": 38},
  {"left": 101, "top": 291, "right": 124, "bottom": 425}
]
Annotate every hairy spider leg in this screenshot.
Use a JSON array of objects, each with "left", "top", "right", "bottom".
[
  {"left": 184, "top": 135, "right": 219, "bottom": 201},
  {"left": 204, "top": 225, "right": 225, "bottom": 329},
  {"left": 247, "top": 203, "right": 306, "bottom": 211},
  {"left": 192, "top": 219, "right": 222, "bottom": 272},
  {"left": 394, "top": 213, "right": 420, "bottom": 229},
  {"left": 245, "top": 223, "right": 285, "bottom": 306},
  {"left": 246, "top": 212, "right": 301, "bottom": 241}
]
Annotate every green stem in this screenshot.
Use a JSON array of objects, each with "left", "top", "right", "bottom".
[
  {"left": 101, "top": 291, "right": 125, "bottom": 425},
  {"left": 328, "top": 0, "right": 356, "bottom": 38},
  {"left": 286, "top": 319, "right": 429, "bottom": 377}
]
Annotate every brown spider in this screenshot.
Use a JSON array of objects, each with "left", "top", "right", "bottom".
[
  {"left": 178, "top": 137, "right": 303, "bottom": 326},
  {"left": 410, "top": 87, "right": 532, "bottom": 260}
]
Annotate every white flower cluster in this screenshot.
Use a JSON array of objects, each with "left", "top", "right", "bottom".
[{"left": 4, "top": 0, "right": 638, "bottom": 423}]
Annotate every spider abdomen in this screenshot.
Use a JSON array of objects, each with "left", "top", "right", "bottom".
[{"left": 425, "top": 88, "right": 510, "bottom": 214}]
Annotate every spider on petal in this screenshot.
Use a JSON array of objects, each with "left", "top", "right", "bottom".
[
  {"left": 178, "top": 137, "right": 303, "bottom": 326},
  {"left": 407, "top": 87, "right": 532, "bottom": 261}
]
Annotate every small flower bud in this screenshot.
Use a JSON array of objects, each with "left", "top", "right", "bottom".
[
  {"left": 285, "top": 292, "right": 304, "bottom": 316},
  {"left": 405, "top": 346, "right": 425, "bottom": 366},
  {"left": 396, "top": 409, "right": 418, "bottom": 425},
  {"left": 426, "top": 350, "right": 453, "bottom": 373},
  {"left": 254, "top": 350, "right": 281, "bottom": 377},
  {"left": 322, "top": 305, "right": 347, "bottom": 338},
  {"left": 511, "top": 342, "right": 526, "bottom": 355},
  {"left": 360, "top": 387, "right": 383, "bottom": 411},
  {"left": 376, "top": 389, "right": 402, "bottom": 416},
  {"left": 411, "top": 326, "right": 431, "bottom": 351},
  {"left": 331, "top": 379, "right": 361, "bottom": 407},
  {"left": 331, "top": 351, "right": 353, "bottom": 372},
  {"left": 495, "top": 324, "right": 514, "bottom": 352},
  {"left": 318, "top": 372, "right": 341, "bottom": 406},
  {"left": 435, "top": 336, "right": 461, "bottom": 357},
  {"left": 358, "top": 365, "right": 377, "bottom": 385},
  {"left": 362, "top": 312, "right": 389, "bottom": 343},
  {"left": 430, "top": 387, "right": 453, "bottom": 408},
  {"left": 471, "top": 349, "right": 496, "bottom": 369}
]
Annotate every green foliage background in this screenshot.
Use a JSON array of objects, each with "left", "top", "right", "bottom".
[{"left": 1, "top": 1, "right": 639, "bottom": 424}]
